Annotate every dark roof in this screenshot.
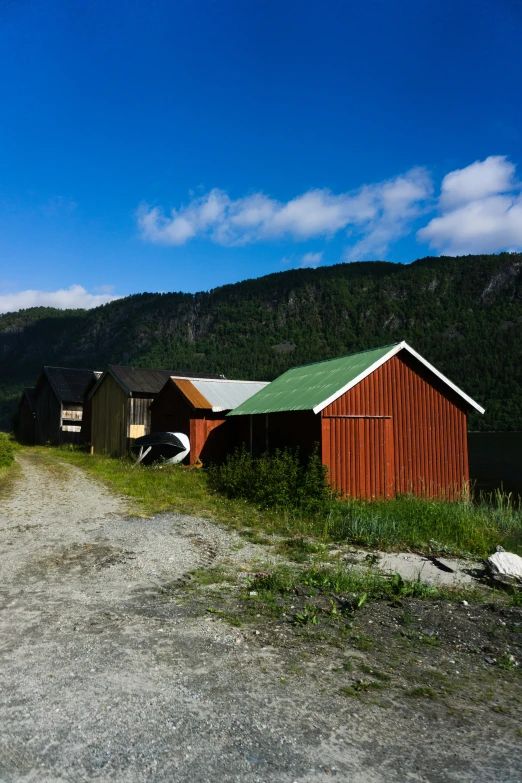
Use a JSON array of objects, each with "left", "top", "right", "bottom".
[
  {"left": 36, "top": 367, "right": 99, "bottom": 403},
  {"left": 102, "top": 365, "right": 226, "bottom": 396}
]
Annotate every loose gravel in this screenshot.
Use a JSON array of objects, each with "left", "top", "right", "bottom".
[{"left": 1, "top": 454, "right": 521, "bottom": 782}]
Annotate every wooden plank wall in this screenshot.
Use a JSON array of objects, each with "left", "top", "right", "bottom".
[
  {"left": 34, "top": 380, "right": 62, "bottom": 445},
  {"left": 322, "top": 416, "right": 394, "bottom": 499},
  {"left": 189, "top": 414, "right": 227, "bottom": 465},
  {"left": 151, "top": 383, "right": 191, "bottom": 435},
  {"left": 231, "top": 410, "right": 322, "bottom": 460},
  {"left": 128, "top": 396, "right": 154, "bottom": 440},
  {"left": 321, "top": 352, "right": 469, "bottom": 499},
  {"left": 13, "top": 397, "right": 35, "bottom": 445},
  {"left": 91, "top": 374, "right": 127, "bottom": 456}
]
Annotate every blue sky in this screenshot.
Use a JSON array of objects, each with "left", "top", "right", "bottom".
[{"left": 1, "top": 0, "right": 522, "bottom": 311}]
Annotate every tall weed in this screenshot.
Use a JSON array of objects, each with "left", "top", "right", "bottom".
[
  {"left": 0, "top": 432, "right": 15, "bottom": 468},
  {"left": 326, "top": 493, "right": 522, "bottom": 556}
]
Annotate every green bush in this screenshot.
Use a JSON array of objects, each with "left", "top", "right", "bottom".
[
  {"left": 0, "top": 432, "right": 15, "bottom": 468},
  {"left": 207, "top": 446, "right": 333, "bottom": 513}
]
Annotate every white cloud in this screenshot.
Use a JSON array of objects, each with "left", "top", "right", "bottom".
[
  {"left": 137, "top": 168, "right": 432, "bottom": 257},
  {"left": 300, "top": 251, "right": 323, "bottom": 268},
  {"left": 439, "top": 155, "right": 516, "bottom": 207},
  {"left": 0, "top": 285, "right": 121, "bottom": 314},
  {"left": 137, "top": 190, "right": 230, "bottom": 245},
  {"left": 345, "top": 168, "right": 433, "bottom": 261},
  {"left": 138, "top": 158, "right": 522, "bottom": 260},
  {"left": 417, "top": 156, "right": 522, "bottom": 255}
]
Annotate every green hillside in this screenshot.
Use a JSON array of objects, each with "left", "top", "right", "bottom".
[{"left": 1, "top": 252, "right": 521, "bottom": 431}]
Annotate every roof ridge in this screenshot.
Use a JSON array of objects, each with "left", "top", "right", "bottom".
[
  {"left": 175, "top": 376, "right": 267, "bottom": 384},
  {"left": 44, "top": 365, "right": 97, "bottom": 373},
  {"left": 108, "top": 364, "right": 172, "bottom": 373}
]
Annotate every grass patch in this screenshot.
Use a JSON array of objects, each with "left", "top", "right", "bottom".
[
  {"left": 327, "top": 492, "right": 522, "bottom": 557},
  {"left": 20, "top": 444, "right": 522, "bottom": 558},
  {"left": 187, "top": 567, "right": 236, "bottom": 586},
  {"left": 359, "top": 664, "right": 391, "bottom": 682},
  {"left": 407, "top": 686, "right": 439, "bottom": 700},
  {"left": 22, "top": 446, "right": 267, "bottom": 523},
  {"left": 0, "top": 433, "right": 20, "bottom": 497},
  {"left": 208, "top": 446, "right": 522, "bottom": 557},
  {"left": 247, "top": 564, "right": 480, "bottom": 615},
  {"left": 0, "top": 432, "right": 15, "bottom": 469},
  {"left": 341, "top": 680, "right": 385, "bottom": 697},
  {"left": 276, "top": 536, "right": 327, "bottom": 562},
  {"left": 0, "top": 460, "right": 21, "bottom": 497}
]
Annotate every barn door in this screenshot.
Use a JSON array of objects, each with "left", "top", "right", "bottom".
[{"left": 323, "top": 416, "right": 395, "bottom": 499}]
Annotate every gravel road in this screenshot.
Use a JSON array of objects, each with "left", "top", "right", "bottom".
[{"left": 0, "top": 454, "right": 520, "bottom": 782}]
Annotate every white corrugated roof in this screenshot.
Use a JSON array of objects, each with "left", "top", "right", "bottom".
[{"left": 171, "top": 377, "right": 269, "bottom": 412}]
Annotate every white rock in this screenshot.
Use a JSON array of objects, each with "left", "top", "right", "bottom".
[{"left": 487, "top": 551, "right": 522, "bottom": 581}]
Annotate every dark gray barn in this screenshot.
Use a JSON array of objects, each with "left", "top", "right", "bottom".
[
  {"left": 11, "top": 388, "right": 36, "bottom": 444},
  {"left": 33, "top": 367, "right": 100, "bottom": 446}
]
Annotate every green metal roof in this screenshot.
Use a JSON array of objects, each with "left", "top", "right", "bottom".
[{"left": 228, "top": 343, "right": 399, "bottom": 416}]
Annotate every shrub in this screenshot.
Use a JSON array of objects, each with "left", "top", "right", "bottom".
[
  {"left": 0, "top": 432, "right": 15, "bottom": 468},
  {"left": 207, "top": 446, "right": 333, "bottom": 513}
]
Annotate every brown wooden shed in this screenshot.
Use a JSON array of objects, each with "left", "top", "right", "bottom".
[
  {"left": 228, "top": 342, "right": 485, "bottom": 500},
  {"left": 89, "top": 365, "right": 225, "bottom": 457},
  {"left": 11, "top": 387, "right": 36, "bottom": 444},
  {"left": 151, "top": 377, "right": 269, "bottom": 465},
  {"left": 32, "top": 367, "right": 100, "bottom": 446}
]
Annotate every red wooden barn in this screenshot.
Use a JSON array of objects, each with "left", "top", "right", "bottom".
[
  {"left": 151, "top": 377, "right": 269, "bottom": 465},
  {"left": 228, "top": 342, "right": 485, "bottom": 500}
]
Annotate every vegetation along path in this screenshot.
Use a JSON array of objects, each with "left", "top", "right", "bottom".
[{"left": 1, "top": 452, "right": 521, "bottom": 782}]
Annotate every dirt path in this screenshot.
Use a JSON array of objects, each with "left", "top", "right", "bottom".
[{"left": 0, "top": 455, "right": 520, "bottom": 782}]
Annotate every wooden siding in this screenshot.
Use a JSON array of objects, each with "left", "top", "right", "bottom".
[
  {"left": 151, "top": 382, "right": 191, "bottom": 436},
  {"left": 128, "top": 396, "right": 153, "bottom": 440},
  {"left": 91, "top": 373, "right": 127, "bottom": 456},
  {"left": 12, "top": 396, "right": 35, "bottom": 445},
  {"left": 321, "top": 352, "right": 469, "bottom": 499},
  {"left": 33, "top": 378, "right": 85, "bottom": 445},
  {"left": 151, "top": 382, "right": 228, "bottom": 465},
  {"left": 322, "top": 416, "right": 395, "bottom": 499},
  {"left": 80, "top": 397, "right": 94, "bottom": 445},
  {"left": 232, "top": 410, "right": 322, "bottom": 462},
  {"left": 189, "top": 413, "right": 228, "bottom": 465}
]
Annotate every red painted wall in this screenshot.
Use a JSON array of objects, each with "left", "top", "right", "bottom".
[
  {"left": 321, "top": 352, "right": 469, "bottom": 499},
  {"left": 151, "top": 383, "right": 229, "bottom": 465}
]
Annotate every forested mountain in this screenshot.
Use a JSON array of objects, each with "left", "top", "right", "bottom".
[{"left": 1, "top": 252, "right": 521, "bottom": 431}]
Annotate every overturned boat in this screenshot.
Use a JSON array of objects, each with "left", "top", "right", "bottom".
[{"left": 131, "top": 431, "right": 190, "bottom": 467}]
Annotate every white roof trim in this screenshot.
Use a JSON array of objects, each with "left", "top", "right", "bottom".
[{"left": 312, "top": 341, "right": 485, "bottom": 415}]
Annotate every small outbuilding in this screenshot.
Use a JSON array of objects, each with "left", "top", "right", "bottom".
[
  {"left": 151, "top": 377, "right": 269, "bottom": 465},
  {"left": 33, "top": 366, "right": 100, "bottom": 446},
  {"left": 228, "top": 341, "right": 485, "bottom": 500},
  {"left": 11, "top": 388, "right": 37, "bottom": 444},
  {"left": 89, "top": 365, "right": 225, "bottom": 457}
]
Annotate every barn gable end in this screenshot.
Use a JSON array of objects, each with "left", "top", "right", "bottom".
[
  {"left": 321, "top": 351, "right": 470, "bottom": 499},
  {"left": 33, "top": 367, "right": 99, "bottom": 446}
]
